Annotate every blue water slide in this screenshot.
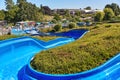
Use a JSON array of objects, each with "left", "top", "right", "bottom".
[
  {"left": 22, "top": 53, "right": 120, "bottom": 80},
  {"left": 0, "top": 29, "right": 120, "bottom": 80},
  {"left": 0, "top": 36, "right": 74, "bottom": 80}
]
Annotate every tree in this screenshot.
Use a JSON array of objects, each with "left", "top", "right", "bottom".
[
  {"left": 0, "top": 10, "right": 5, "bottom": 20},
  {"left": 104, "top": 8, "right": 115, "bottom": 20},
  {"left": 105, "top": 3, "right": 120, "bottom": 16},
  {"left": 54, "top": 24, "right": 62, "bottom": 31},
  {"left": 68, "top": 22, "right": 76, "bottom": 29},
  {"left": 53, "top": 14, "right": 61, "bottom": 21},
  {"left": 105, "top": 4, "right": 111, "bottom": 9},
  {"left": 65, "top": 10, "right": 72, "bottom": 20},
  {"left": 75, "top": 11, "right": 81, "bottom": 16},
  {"left": 5, "top": 0, "right": 14, "bottom": 10},
  {"left": 17, "top": 0, "right": 26, "bottom": 3},
  {"left": 16, "top": 1, "right": 42, "bottom": 21},
  {"left": 51, "top": 19, "right": 57, "bottom": 23},
  {"left": 94, "top": 11, "right": 105, "bottom": 22},
  {"left": 111, "top": 3, "right": 120, "bottom": 16},
  {"left": 84, "top": 6, "right": 92, "bottom": 10},
  {"left": 5, "top": 6, "right": 19, "bottom": 23}
]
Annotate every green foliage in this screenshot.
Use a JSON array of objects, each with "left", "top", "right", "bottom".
[
  {"left": 84, "top": 6, "right": 92, "bottom": 10},
  {"left": 32, "top": 36, "right": 57, "bottom": 41},
  {"left": 94, "top": 11, "right": 105, "bottom": 22},
  {"left": 0, "top": 34, "right": 57, "bottom": 43},
  {"left": 5, "top": 6, "right": 19, "bottom": 23},
  {"left": 53, "top": 14, "right": 61, "bottom": 21},
  {"left": 0, "top": 10, "right": 5, "bottom": 20},
  {"left": 104, "top": 8, "right": 115, "bottom": 20},
  {"left": 31, "top": 23, "right": 120, "bottom": 74},
  {"left": 105, "top": 3, "right": 120, "bottom": 16},
  {"left": 64, "top": 10, "right": 72, "bottom": 20},
  {"left": 68, "top": 22, "right": 76, "bottom": 29},
  {"left": 16, "top": 1, "right": 42, "bottom": 21},
  {"left": 17, "top": 0, "right": 26, "bottom": 3},
  {"left": 5, "top": 0, "right": 14, "bottom": 10},
  {"left": 51, "top": 19, "right": 57, "bottom": 24},
  {"left": 105, "top": 24, "right": 112, "bottom": 28},
  {"left": 54, "top": 24, "right": 62, "bottom": 31},
  {"left": 40, "top": 27, "right": 54, "bottom": 33},
  {"left": 0, "top": 35, "right": 20, "bottom": 40},
  {"left": 75, "top": 11, "right": 81, "bottom": 16}
]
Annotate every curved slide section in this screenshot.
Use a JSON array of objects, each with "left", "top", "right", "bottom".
[
  {"left": 0, "top": 36, "right": 74, "bottom": 80},
  {"left": 1, "top": 29, "right": 120, "bottom": 80},
  {"left": 21, "top": 53, "right": 120, "bottom": 80}
]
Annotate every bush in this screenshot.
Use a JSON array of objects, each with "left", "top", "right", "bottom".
[
  {"left": 51, "top": 19, "right": 57, "bottom": 24},
  {"left": 54, "top": 24, "right": 62, "bottom": 31},
  {"left": 40, "top": 27, "right": 53, "bottom": 33},
  {"left": 68, "top": 22, "right": 76, "bottom": 29},
  {"left": 93, "top": 25, "right": 99, "bottom": 29},
  {"left": 105, "top": 25, "right": 112, "bottom": 28}
]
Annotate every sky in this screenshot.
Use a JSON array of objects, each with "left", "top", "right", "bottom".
[{"left": 0, "top": 0, "right": 120, "bottom": 10}]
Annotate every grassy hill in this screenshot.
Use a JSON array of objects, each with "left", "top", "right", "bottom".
[{"left": 31, "top": 23, "right": 120, "bottom": 74}]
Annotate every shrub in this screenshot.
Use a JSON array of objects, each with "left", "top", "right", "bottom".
[
  {"left": 40, "top": 27, "right": 53, "bottom": 33},
  {"left": 105, "top": 25, "right": 112, "bottom": 28},
  {"left": 54, "top": 24, "right": 62, "bottom": 31},
  {"left": 93, "top": 25, "right": 99, "bottom": 29},
  {"left": 68, "top": 22, "right": 76, "bottom": 29},
  {"left": 51, "top": 19, "right": 57, "bottom": 24}
]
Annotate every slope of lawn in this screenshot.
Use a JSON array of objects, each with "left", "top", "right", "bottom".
[
  {"left": 0, "top": 35, "right": 57, "bottom": 41},
  {"left": 0, "top": 35, "right": 20, "bottom": 40},
  {"left": 31, "top": 23, "right": 120, "bottom": 74}
]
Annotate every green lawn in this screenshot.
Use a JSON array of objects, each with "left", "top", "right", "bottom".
[
  {"left": 0, "top": 35, "right": 21, "bottom": 40},
  {"left": 0, "top": 35, "right": 57, "bottom": 41},
  {"left": 31, "top": 23, "right": 120, "bottom": 74}
]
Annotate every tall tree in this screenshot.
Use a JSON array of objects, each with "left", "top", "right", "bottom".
[
  {"left": 5, "top": 0, "right": 14, "bottom": 10},
  {"left": 17, "top": 0, "right": 26, "bottom": 3},
  {"left": 75, "top": 10, "right": 81, "bottom": 16},
  {"left": 104, "top": 8, "right": 115, "bottom": 20},
  {"left": 84, "top": 6, "right": 92, "bottom": 10},
  {"left": 94, "top": 11, "right": 104, "bottom": 22},
  {"left": 53, "top": 14, "right": 61, "bottom": 21},
  {"left": 111, "top": 3, "right": 120, "bottom": 16},
  {"left": 5, "top": 6, "right": 19, "bottom": 23},
  {"left": 65, "top": 10, "right": 72, "bottom": 20},
  {"left": 105, "top": 3, "right": 120, "bottom": 16},
  {"left": 0, "top": 10, "right": 5, "bottom": 20},
  {"left": 16, "top": 1, "right": 42, "bottom": 21}
]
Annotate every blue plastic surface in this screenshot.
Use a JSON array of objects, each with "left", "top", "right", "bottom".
[
  {"left": 0, "top": 36, "right": 75, "bottom": 80},
  {"left": 49, "top": 29, "right": 88, "bottom": 40},
  {"left": 0, "top": 29, "right": 120, "bottom": 80},
  {"left": 24, "top": 53, "right": 120, "bottom": 80}
]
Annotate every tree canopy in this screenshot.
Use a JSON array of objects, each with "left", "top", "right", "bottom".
[
  {"left": 104, "top": 8, "right": 115, "bottom": 20},
  {"left": 17, "top": 0, "right": 26, "bottom": 3},
  {"left": 4, "top": 0, "right": 44, "bottom": 23},
  {"left": 84, "top": 6, "right": 92, "bottom": 10},
  {"left": 0, "top": 10, "right": 5, "bottom": 20},
  {"left": 5, "top": 0, "right": 14, "bottom": 10},
  {"left": 94, "top": 11, "right": 105, "bottom": 22},
  {"left": 105, "top": 3, "right": 120, "bottom": 16}
]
